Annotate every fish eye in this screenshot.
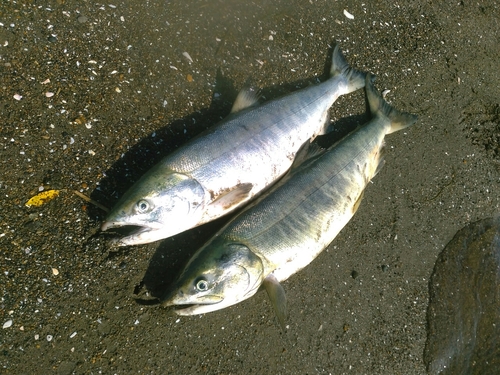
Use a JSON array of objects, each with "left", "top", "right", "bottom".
[
  {"left": 136, "top": 199, "right": 151, "bottom": 213},
  {"left": 195, "top": 278, "right": 209, "bottom": 291}
]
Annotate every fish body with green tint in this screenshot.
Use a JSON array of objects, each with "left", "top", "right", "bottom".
[
  {"left": 163, "top": 75, "right": 418, "bottom": 326},
  {"left": 101, "top": 45, "right": 366, "bottom": 246}
]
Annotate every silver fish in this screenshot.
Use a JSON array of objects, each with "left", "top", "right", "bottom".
[
  {"left": 162, "top": 74, "right": 417, "bottom": 327},
  {"left": 101, "top": 45, "right": 366, "bottom": 246}
]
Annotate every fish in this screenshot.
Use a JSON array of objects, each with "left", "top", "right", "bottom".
[
  {"left": 162, "top": 74, "right": 417, "bottom": 327},
  {"left": 101, "top": 44, "right": 366, "bottom": 246}
]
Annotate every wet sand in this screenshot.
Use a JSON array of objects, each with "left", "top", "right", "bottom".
[{"left": 1, "top": 1, "right": 499, "bottom": 374}]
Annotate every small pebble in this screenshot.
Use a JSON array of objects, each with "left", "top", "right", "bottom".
[
  {"left": 351, "top": 270, "right": 358, "bottom": 279},
  {"left": 77, "top": 15, "right": 88, "bottom": 23},
  {"left": 52, "top": 268, "right": 59, "bottom": 276},
  {"left": 182, "top": 51, "right": 193, "bottom": 63},
  {"left": 48, "top": 35, "right": 57, "bottom": 43},
  {"left": 344, "top": 9, "right": 354, "bottom": 20}
]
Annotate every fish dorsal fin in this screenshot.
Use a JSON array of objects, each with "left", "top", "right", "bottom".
[
  {"left": 230, "top": 87, "right": 260, "bottom": 113},
  {"left": 209, "top": 182, "right": 253, "bottom": 213},
  {"left": 290, "top": 141, "right": 327, "bottom": 171},
  {"left": 263, "top": 273, "right": 287, "bottom": 330}
]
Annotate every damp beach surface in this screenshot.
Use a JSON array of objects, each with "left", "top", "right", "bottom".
[{"left": 1, "top": 1, "right": 499, "bottom": 374}]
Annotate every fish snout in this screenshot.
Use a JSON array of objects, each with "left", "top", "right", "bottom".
[
  {"left": 161, "top": 288, "right": 184, "bottom": 307},
  {"left": 100, "top": 220, "right": 114, "bottom": 232}
]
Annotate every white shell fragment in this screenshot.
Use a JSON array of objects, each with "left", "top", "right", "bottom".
[
  {"left": 3, "top": 320, "right": 13, "bottom": 329},
  {"left": 344, "top": 9, "right": 354, "bottom": 19},
  {"left": 45, "top": 92, "right": 55, "bottom": 98},
  {"left": 13, "top": 94, "right": 22, "bottom": 101},
  {"left": 182, "top": 51, "right": 193, "bottom": 63},
  {"left": 52, "top": 268, "right": 59, "bottom": 276}
]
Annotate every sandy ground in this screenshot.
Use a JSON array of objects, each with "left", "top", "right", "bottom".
[{"left": 1, "top": 1, "right": 499, "bottom": 374}]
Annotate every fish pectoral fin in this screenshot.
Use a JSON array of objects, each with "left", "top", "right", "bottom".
[
  {"left": 263, "top": 274, "right": 287, "bottom": 330},
  {"left": 209, "top": 183, "right": 253, "bottom": 212},
  {"left": 230, "top": 86, "right": 260, "bottom": 113}
]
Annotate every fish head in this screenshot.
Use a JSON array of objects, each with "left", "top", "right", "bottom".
[
  {"left": 163, "top": 241, "right": 264, "bottom": 315},
  {"left": 101, "top": 170, "right": 207, "bottom": 246}
]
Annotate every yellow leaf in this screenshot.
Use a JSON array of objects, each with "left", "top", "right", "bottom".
[{"left": 25, "top": 190, "right": 60, "bottom": 207}]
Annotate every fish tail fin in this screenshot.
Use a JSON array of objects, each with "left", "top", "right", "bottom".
[
  {"left": 330, "top": 44, "right": 366, "bottom": 94},
  {"left": 365, "top": 73, "right": 418, "bottom": 134}
]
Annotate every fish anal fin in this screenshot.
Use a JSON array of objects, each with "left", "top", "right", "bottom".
[
  {"left": 209, "top": 182, "right": 253, "bottom": 212},
  {"left": 263, "top": 273, "right": 287, "bottom": 330},
  {"left": 230, "top": 87, "right": 260, "bottom": 113},
  {"left": 372, "top": 144, "right": 386, "bottom": 178},
  {"left": 352, "top": 190, "right": 365, "bottom": 215}
]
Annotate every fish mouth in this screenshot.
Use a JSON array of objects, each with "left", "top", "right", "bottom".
[
  {"left": 100, "top": 222, "right": 160, "bottom": 246},
  {"left": 163, "top": 294, "right": 225, "bottom": 315},
  {"left": 101, "top": 219, "right": 156, "bottom": 232},
  {"left": 172, "top": 301, "right": 224, "bottom": 316}
]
